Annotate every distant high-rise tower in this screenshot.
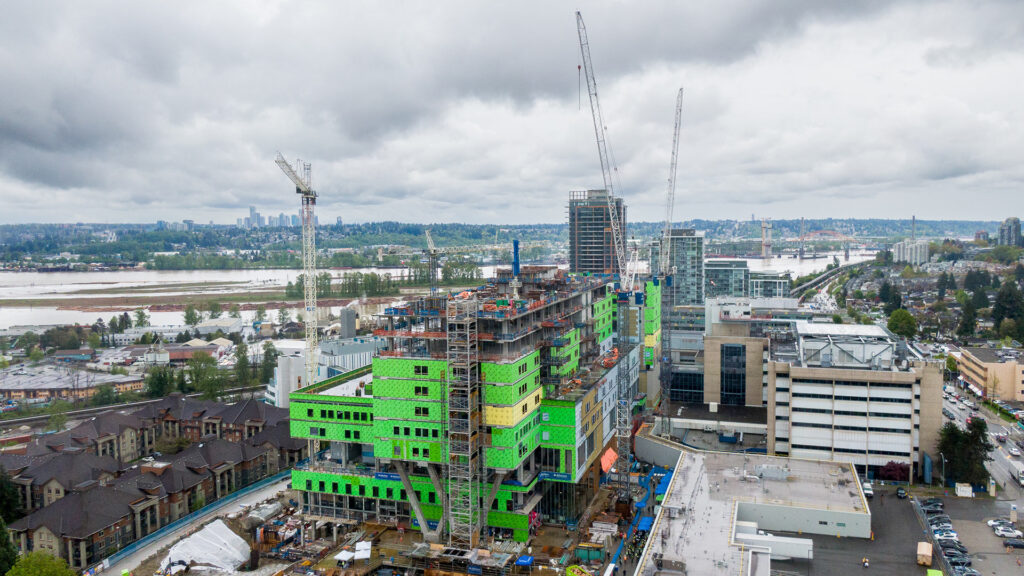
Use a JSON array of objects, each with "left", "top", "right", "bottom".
[
  {"left": 665, "top": 228, "right": 705, "bottom": 307},
  {"left": 761, "top": 218, "right": 773, "bottom": 259},
  {"left": 568, "top": 189, "right": 626, "bottom": 274},
  {"left": 998, "top": 217, "right": 1022, "bottom": 247},
  {"left": 912, "top": 215, "right": 916, "bottom": 241}
]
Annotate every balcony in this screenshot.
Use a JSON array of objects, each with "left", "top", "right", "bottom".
[{"left": 295, "top": 458, "right": 375, "bottom": 478}]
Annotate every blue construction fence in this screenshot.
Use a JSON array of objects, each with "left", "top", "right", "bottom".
[{"left": 92, "top": 469, "right": 292, "bottom": 574}]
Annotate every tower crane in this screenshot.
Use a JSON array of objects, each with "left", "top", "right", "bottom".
[
  {"left": 577, "top": 11, "right": 627, "bottom": 283},
  {"left": 275, "top": 153, "right": 320, "bottom": 448},
  {"left": 659, "top": 88, "right": 684, "bottom": 436}
]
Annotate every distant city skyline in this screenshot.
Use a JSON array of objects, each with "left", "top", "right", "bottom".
[{"left": 1, "top": 2, "right": 1023, "bottom": 224}]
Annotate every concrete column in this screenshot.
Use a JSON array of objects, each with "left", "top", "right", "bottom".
[
  {"left": 134, "top": 510, "right": 142, "bottom": 540},
  {"left": 18, "top": 532, "right": 26, "bottom": 553},
  {"left": 214, "top": 472, "right": 222, "bottom": 500},
  {"left": 333, "top": 523, "right": 338, "bottom": 542},
  {"left": 66, "top": 539, "right": 74, "bottom": 566},
  {"left": 79, "top": 539, "right": 87, "bottom": 568},
  {"left": 393, "top": 461, "right": 437, "bottom": 542}
]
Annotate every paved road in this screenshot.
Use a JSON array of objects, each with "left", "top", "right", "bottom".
[
  {"left": 942, "top": 394, "right": 1024, "bottom": 504},
  {"left": 107, "top": 476, "right": 293, "bottom": 575}
]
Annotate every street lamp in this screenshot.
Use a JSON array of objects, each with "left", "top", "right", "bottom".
[{"left": 939, "top": 452, "right": 947, "bottom": 487}]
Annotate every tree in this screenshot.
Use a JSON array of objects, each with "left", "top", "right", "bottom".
[
  {"left": 957, "top": 300, "right": 977, "bottom": 338},
  {"left": 176, "top": 369, "right": 188, "bottom": 393},
  {"left": 0, "top": 517, "right": 18, "bottom": 575},
  {"left": 133, "top": 308, "right": 150, "bottom": 328},
  {"left": 878, "top": 281, "right": 892, "bottom": 303},
  {"left": 14, "top": 332, "right": 39, "bottom": 351},
  {"left": 47, "top": 412, "right": 67, "bottom": 432},
  {"left": 999, "top": 318, "right": 1018, "bottom": 340},
  {"left": 6, "top": 550, "right": 77, "bottom": 576},
  {"left": 970, "top": 289, "right": 989, "bottom": 311},
  {"left": 877, "top": 461, "right": 910, "bottom": 482},
  {"left": 144, "top": 366, "right": 174, "bottom": 398},
  {"left": 938, "top": 419, "right": 994, "bottom": 486},
  {"left": 0, "top": 467, "right": 23, "bottom": 523},
  {"left": 260, "top": 341, "right": 279, "bottom": 383},
  {"left": 936, "top": 272, "right": 948, "bottom": 301},
  {"left": 184, "top": 303, "right": 201, "bottom": 327},
  {"left": 187, "top": 352, "right": 220, "bottom": 400},
  {"left": 90, "top": 384, "right": 116, "bottom": 407},
  {"left": 831, "top": 314, "right": 843, "bottom": 324},
  {"left": 206, "top": 301, "right": 223, "bottom": 319},
  {"left": 278, "top": 307, "right": 291, "bottom": 324},
  {"left": 1015, "top": 263, "right": 1024, "bottom": 282},
  {"left": 234, "top": 341, "right": 252, "bottom": 387},
  {"left": 255, "top": 304, "right": 267, "bottom": 323},
  {"left": 87, "top": 332, "right": 102, "bottom": 350},
  {"left": 229, "top": 304, "right": 241, "bottom": 318},
  {"left": 887, "top": 309, "right": 917, "bottom": 339},
  {"left": 991, "top": 280, "right": 1024, "bottom": 334},
  {"left": 28, "top": 347, "right": 44, "bottom": 363},
  {"left": 945, "top": 356, "right": 958, "bottom": 374}
]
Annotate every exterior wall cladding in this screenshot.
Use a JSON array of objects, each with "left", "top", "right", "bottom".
[
  {"left": 568, "top": 190, "right": 626, "bottom": 275},
  {"left": 289, "top": 272, "right": 650, "bottom": 543}
]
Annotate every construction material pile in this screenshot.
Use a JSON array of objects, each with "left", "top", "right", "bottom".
[{"left": 160, "top": 519, "right": 249, "bottom": 574}]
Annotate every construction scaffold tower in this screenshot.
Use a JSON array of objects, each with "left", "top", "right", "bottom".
[
  {"left": 445, "top": 297, "right": 482, "bottom": 551},
  {"left": 276, "top": 152, "right": 320, "bottom": 455}
]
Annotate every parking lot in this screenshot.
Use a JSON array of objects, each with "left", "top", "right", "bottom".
[
  {"left": 772, "top": 486, "right": 928, "bottom": 576},
  {"left": 930, "top": 495, "right": 1024, "bottom": 576}
]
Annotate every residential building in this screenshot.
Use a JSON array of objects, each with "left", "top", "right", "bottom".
[
  {"left": 568, "top": 189, "right": 625, "bottom": 274},
  {"left": 289, "top": 267, "right": 649, "bottom": 546},
  {"left": 749, "top": 271, "right": 791, "bottom": 298},
  {"left": 8, "top": 437, "right": 276, "bottom": 571},
  {"left": 957, "top": 347, "right": 1024, "bottom": 401},
  {"left": 194, "top": 317, "right": 246, "bottom": 336},
  {"left": 704, "top": 259, "right": 749, "bottom": 299},
  {"left": 8, "top": 411, "right": 159, "bottom": 464},
  {"left": 998, "top": 217, "right": 1022, "bottom": 247},
  {"left": 893, "top": 239, "right": 929, "bottom": 266},
  {"left": 1, "top": 452, "right": 119, "bottom": 513}
]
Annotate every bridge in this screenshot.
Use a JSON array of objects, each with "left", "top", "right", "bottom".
[{"left": 789, "top": 261, "right": 864, "bottom": 299}]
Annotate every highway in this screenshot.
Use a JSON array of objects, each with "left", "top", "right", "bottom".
[{"left": 942, "top": 393, "right": 1024, "bottom": 503}]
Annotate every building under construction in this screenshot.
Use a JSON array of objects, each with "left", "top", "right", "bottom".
[
  {"left": 568, "top": 190, "right": 626, "bottom": 275},
  {"left": 288, "top": 266, "right": 660, "bottom": 560}
]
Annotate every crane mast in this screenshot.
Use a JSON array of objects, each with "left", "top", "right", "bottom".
[
  {"left": 659, "top": 89, "right": 683, "bottom": 437},
  {"left": 275, "top": 153, "right": 319, "bottom": 452},
  {"left": 576, "top": 11, "right": 627, "bottom": 279},
  {"left": 660, "top": 88, "right": 684, "bottom": 276}
]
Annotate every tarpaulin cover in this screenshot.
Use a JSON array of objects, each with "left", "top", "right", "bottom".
[
  {"left": 160, "top": 519, "right": 249, "bottom": 573},
  {"left": 516, "top": 556, "right": 535, "bottom": 566},
  {"left": 335, "top": 550, "right": 355, "bottom": 561},
  {"left": 600, "top": 448, "right": 617, "bottom": 473},
  {"left": 654, "top": 470, "right": 673, "bottom": 495},
  {"left": 637, "top": 516, "right": 654, "bottom": 532}
]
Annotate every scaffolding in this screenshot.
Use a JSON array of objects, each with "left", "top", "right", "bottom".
[{"left": 445, "top": 297, "right": 482, "bottom": 551}]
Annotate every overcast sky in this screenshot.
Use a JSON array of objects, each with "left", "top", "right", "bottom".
[{"left": 1, "top": 0, "right": 1021, "bottom": 225}]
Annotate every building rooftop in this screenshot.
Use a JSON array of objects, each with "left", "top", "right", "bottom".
[
  {"left": 796, "top": 323, "right": 889, "bottom": 338},
  {"left": 639, "top": 448, "right": 867, "bottom": 576},
  {"left": 963, "top": 346, "right": 1021, "bottom": 364},
  {"left": 0, "top": 364, "right": 142, "bottom": 392}
]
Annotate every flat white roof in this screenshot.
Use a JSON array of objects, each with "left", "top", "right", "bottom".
[
  {"left": 797, "top": 322, "right": 888, "bottom": 338},
  {"left": 320, "top": 372, "right": 373, "bottom": 397}
]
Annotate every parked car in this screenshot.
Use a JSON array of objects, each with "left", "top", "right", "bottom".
[
  {"left": 953, "top": 568, "right": 981, "bottom": 576},
  {"left": 946, "top": 556, "right": 972, "bottom": 567},
  {"left": 935, "top": 533, "right": 960, "bottom": 542},
  {"left": 862, "top": 482, "right": 874, "bottom": 499},
  {"left": 1004, "top": 539, "right": 1024, "bottom": 549},
  {"left": 923, "top": 506, "right": 945, "bottom": 514},
  {"left": 938, "top": 540, "right": 968, "bottom": 553},
  {"left": 995, "top": 527, "right": 1024, "bottom": 538},
  {"left": 931, "top": 523, "right": 954, "bottom": 531},
  {"left": 1010, "top": 447, "right": 1021, "bottom": 457},
  {"left": 986, "top": 518, "right": 1013, "bottom": 527},
  {"left": 896, "top": 487, "right": 907, "bottom": 499},
  {"left": 922, "top": 498, "right": 944, "bottom": 506}
]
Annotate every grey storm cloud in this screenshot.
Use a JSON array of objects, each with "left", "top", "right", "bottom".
[{"left": 0, "top": 0, "right": 1022, "bottom": 224}]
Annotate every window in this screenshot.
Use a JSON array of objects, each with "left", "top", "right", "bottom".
[
  {"left": 415, "top": 386, "right": 428, "bottom": 396},
  {"left": 534, "top": 393, "right": 540, "bottom": 404},
  {"left": 414, "top": 365, "right": 428, "bottom": 375},
  {"left": 372, "top": 486, "right": 379, "bottom": 497},
  {"left": 412, "top": 447, "right": 419, "bottom": 456},
  {"left": 386, "top": 488, "right": 393, "bottom": 498},
  {"left": 359, "top": 486, "right": 365, "bottom": 496},
  {"left": 394, "top": 446, "right": 401, "bottom": 456},
  {"left": 393, "top": 426, "right": 400, "bottom": 435},
  {"left": 522, "top": 404, "right": 528, "bottom": 414},
  {"left": 332, "top": 482, "right": 338, "bottom": 493},
  {"left": 432, "top": 429, "right": 439, "bottom": 438},
  {"left": 320, "top": 410, "right": 326, "bottom": 418},
  {"left": 721, "top": 343, "right": 747, "bottom": 406},
  {"left": 306, "top": 409, "right": 313, "bottom": 417},
  {"left": 400, "top": 489, "right": 406, "bottom": 500},
  {"left": 415, "top": 407, "right": 429, "bottom": 417},
  {"left": 344, "top": 430, "right": 351, "bottom": 439},
  {"left": 423, "top": 448, "right": 430, "bottom": 458},
  {"left": 428, "top": 492, "right": 436, "bottom": 503},
  {"left": 354, "top": 431, "right": 361, "bottom": 440},
  {"left": 309, "top": 426, "right": 319, "bottom": 436},
  {"left": 404, "top": 427, "right": 410, "bottom": 436}
]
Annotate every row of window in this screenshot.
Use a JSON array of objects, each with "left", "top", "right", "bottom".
[
  {"left": 790, "top": 421, "right": 911, "bottom": 434},
  {"left": 791, "top": 393, "right": 911, "bottom": 403},
  {"left": 392, "top": 425, "right": 441, "bottom": 439},
  {"left": 306, "top": 407, "right": 373, "bottom": 422},
  {"left": 792, "top": 378, "right": 917, "bottom": 389},
  {"left": 791, "top": 407, "right": 910, "bottom": 418},
  {"left": 789, "top": 443, "right": 910, "bottom": 457}
]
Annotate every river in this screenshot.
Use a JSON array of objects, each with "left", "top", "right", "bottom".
[{"left": 0, "top": 250, "right": 875, "bottom": 329}]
